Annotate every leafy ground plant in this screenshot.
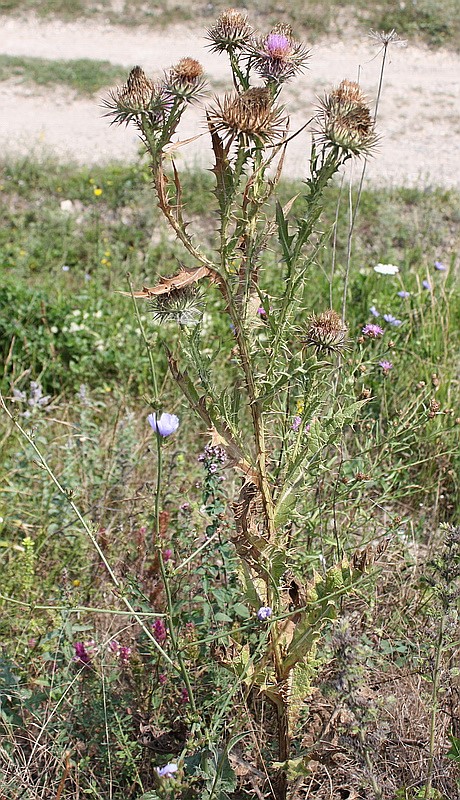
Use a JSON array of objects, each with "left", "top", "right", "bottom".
[{"left": 0, "top": 9, "right": 459, "bottom": 800}]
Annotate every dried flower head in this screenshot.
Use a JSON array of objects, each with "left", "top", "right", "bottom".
[
  {"left": 103, "top": 66, "right": 155, "bottom": 125},
  {"left": 208, "top": 87, "right": 286, "bottom": 143},
  {"left": 149, "top": 286, "right": 202, "bottom": 326},
  {"left": 316, "top": 80, "right": 377, "bottom": 157},
  {"left": 207, "top": 8, "right": 253, "bottom": 52},
  {"left": 250, "top": 26, "right": 309, "bottom": 83},
  {"left": 303, "top": 309, "right": 348, "bottom": 354},
  {"left": 165, "top": 57, "right": 206, "bottom": 102},
  {"left": 369, "top": 29, "right": 407, "bottom": 47}
]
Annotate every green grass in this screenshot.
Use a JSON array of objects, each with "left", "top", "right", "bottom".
[
  {"left": 0, "top": 0, "right": 459, "bottom": 49},
  {"left": 0, "top": 55, "right": 127, "bottom": 95}
]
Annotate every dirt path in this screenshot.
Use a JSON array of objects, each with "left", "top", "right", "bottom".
[{"left": 1, "top": 16, "right": 459, "bottom": 187}]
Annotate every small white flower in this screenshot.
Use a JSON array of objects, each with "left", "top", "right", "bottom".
[
  {"left": 374, "top": 263, "right": 399, "bottom": 275},
  {"left": 50, "top": 326, "right": 58, "bottom": 334},
  {"left": 72, "top": 309, "right": 81, "bottom": 317}
]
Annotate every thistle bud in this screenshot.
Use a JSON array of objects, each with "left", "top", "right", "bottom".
[
  {"left": 316, "top": 79, "right": 377, "bottom": 157},
  {"left": 165, "top": 57, "right": 206, "bottom": 102},
  {"left": 207, "top": 8, "right": 253, "bottom": 53},
  {"left": 207, "top": 87, "right": 286, "bottom": 143},
  {"left": 303, "top": 310, "right": 348, "bottom": 354},
  {"left": 149, "top": 286, "right": 202, "bottom": 326},
  {"left": 103, "top": 66, "right": 155, "bottom": 126}
]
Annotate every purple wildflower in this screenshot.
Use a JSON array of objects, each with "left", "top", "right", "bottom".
[
  {"left": 109, "top": 641, "right": 132, "bottom": 664},
  {"left": 156, "top": 763, "right": 178, "bottom": 778},
  {"left": 383, "top": 314, "right": 402, "bottom": 327},
  {"left": 292, "top": 415, "right": 301, "bottom": 432},
  {"left": 163, "top": 548, "right": 173, "bottom": 562},
  {"left": 369, "top": 305, "right": 380, "bottom": 317},
  {"left": 434, "top": 261, "right": 446, "bottom": 271},
  {"left": 397, "top": 290, "right": 410, "bottom": 298},
  {"left": 257, "top": 606, "right": 272, "bottom": 621},
  {"left": 147, "top": 412, "right": 180, "bottom": 437},
  {"left": 73, "top": 641, "right": 93, "bottom": 665},
  {"left": 252, "top": 30, "right": 309, "bottom": 83},
  {"left": 379, "top": 360, "right": 393, "bottom": 374},
  {"left": 159, "top": 673, "right": 167, "bottom": 685},
  {"left": 422, "top": 279, "right": 431, "bottom": 290},
  {"left": 153, "top": 618, "right": 167, "bottom": 644},
  {"left": 180, "top": 687, "right": 189, "bottom": 704},
  {"left": 362, "top": 323, "right": 384, "bottom": 338}
]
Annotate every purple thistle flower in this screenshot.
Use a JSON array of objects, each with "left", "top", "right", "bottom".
[
  {"left": 156, "top": 763, "right": 178, "bottom": 778},
  {"left": 379, "top": 360, "right": 393, "bottom": 374},
  {"left": 397, "top": 290, "right": 410, "bottom": 298},
  {"left": 292, "top": 415, "right": 301, "bottom": 432},
  {"left": 422, "top": 279, "right": 431, "bottom": 290},
  {"left": 153, "top": 618, "right": 167, "bottom": 644},
  {"left": 362, "top": 323, "right": 384, "bottom": 338},
  {"left": 369, "top": 305, "right": 380, "bottom": 317},
  {"left": 383, "top": 314, "right": 402, "bottom": 327},
  {"left": 257, "top": 606, "right": 272, "bottom": 621},
  {"left": 434, "top": 260, "right": 446, "bottom": 271},
  {"left": 147, "top": 412, "right": 179, "bottom": 437}
]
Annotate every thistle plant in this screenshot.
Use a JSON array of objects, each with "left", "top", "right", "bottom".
[{"left": 106, "top": 11, "right": 379, "bottom": 798}]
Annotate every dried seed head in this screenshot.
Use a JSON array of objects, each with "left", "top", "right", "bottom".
[
  {"left": 369, "top": 29, "right": 407, "bottom": 47},
  {"left": 208, "top": 87, "right": 286, "bottom": 142},
  {"left": 316, "top": 80, "right": 377, "bottom": 157},
  {"left": 303, "top": 310, "right": 348, "bottom": 354},
  {"left": 207, "top": 8, "right": 253, "bottom": 52},
  {"left": 165, "top": 57, "right": 206, "bottom": 101},
  {"left": 103, "top": 66, "right": 155, "bottom": 125},
  {"left": 250, "top": 26, "right": 309, "bottom": 83},
  {"left": 149, "top": 286, "right": 202, "bottom": 326}
]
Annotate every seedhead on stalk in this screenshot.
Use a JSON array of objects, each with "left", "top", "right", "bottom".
[
  {"left": 316, "top": 79, "right": 377, "bottom": 157},
  {"left": 206, "top": 8, "right": 253, "bottom": 53}
]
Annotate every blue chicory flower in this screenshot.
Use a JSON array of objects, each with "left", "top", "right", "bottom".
[
  {"left": 147, "top": 412, "right": 180, "bottom": 437},
  {"left": 397, "top": 291, "right": 410, "bottom": 298},
  {"left": 257, "top": 606, "right": 273, "bottom": 621},
  {"left": 383, "top": 314, "right": 402, "bottom": 327},
  {"left": 369, "top": 305, "right": 380, "bottom": 317},
  {"left": 422, "top": 280, "right": 431, "bottom": 290},
  {"left": 434, "top": 261, "right": 446, "bottom": 271}
]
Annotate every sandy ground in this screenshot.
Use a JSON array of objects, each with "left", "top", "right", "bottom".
[{"left": 1, "top": 15, "right": 460, "bottom": 187}]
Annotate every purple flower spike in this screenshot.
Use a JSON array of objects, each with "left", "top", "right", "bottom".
[
  {"left": 292, "top": 415, "right": 301, "bottom": 432},
  {"left": 156, "top": 763, "right": 178, "bottom": 778},
  {"left": 383, "top": 314, "right": 402, "bottom": 327},
  {"left": 257, "top": 606, "right": 272, "bottom": 621},
  {"left": 422, "top": 280, "right": 431, "bottom": 290},
  {"left": 147, "top": 412, "right": 179, "bottom": 437},
  {"left": 153, "top": 618, "right": 167, "bottom": 644},
  {"left": 362, "top": 324, "right": 384, "bottom": 338},
  {"left": 73, "top": 641, "right": 93, "bottom": 665},
  {"left": 397, "top": 291, "right": 410, "bottom": 298},
  {"left": 434, "top": 261, "right": 446, "bottom": 271}
]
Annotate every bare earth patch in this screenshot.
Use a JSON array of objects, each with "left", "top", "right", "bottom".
[{"left": 1, "top": 15, "right": 459, "bottom": 187}]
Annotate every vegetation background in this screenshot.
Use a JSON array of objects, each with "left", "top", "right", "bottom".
[{"left": 0, "top": 2, "right": 459, "bottom": 799}]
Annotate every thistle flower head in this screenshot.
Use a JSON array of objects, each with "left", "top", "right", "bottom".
[
  {"left": 103, "top": 66, "right": 155, "bottom": 126},
  {"left": 250, "top": 26, "right": 309, "bottom": 83},
  {"left": 207, "top": 8, "right": 253, "bottom": 52},
  {"left": 303, "top": 309, "right": 348, "bottom": 354},
  {"left": 165, "top": 57, "right": 206, "bottom": 102},
  {"left": 362, "top": 323, "right": 384, "bottom": 338},
  {"left": 208, "top": 87, "right": 286, "bottom": 143},
  {"left": 149, "top": 286, "right": 202, "bottom": 326},
  {"left": 316, "top": 80, "right": 377, "bottom": 157}
]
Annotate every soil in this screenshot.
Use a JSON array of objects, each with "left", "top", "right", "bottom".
[{"left": 1, "top": 15, "right": 459, "bottom": 187}]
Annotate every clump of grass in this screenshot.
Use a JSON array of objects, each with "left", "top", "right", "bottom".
[{"left": 0, "top": 55, "right": 128, "bottom": 95}]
